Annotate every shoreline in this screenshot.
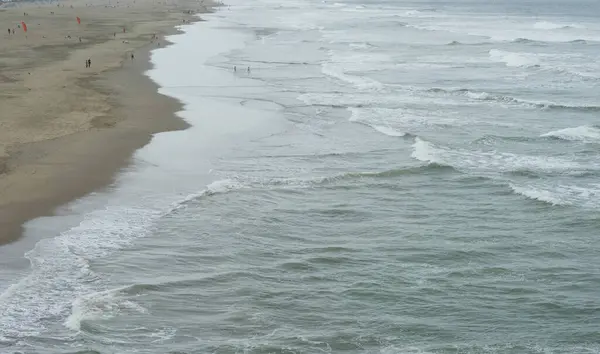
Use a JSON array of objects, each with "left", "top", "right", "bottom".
[{"left": 0, "top": 0, "right": 214, "bottom": 245}]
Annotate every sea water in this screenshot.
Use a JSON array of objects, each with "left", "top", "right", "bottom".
[{"left": 1, "top": 0, "right": 600, "bottom": 353}]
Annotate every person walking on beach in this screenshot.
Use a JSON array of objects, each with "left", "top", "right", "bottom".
[
  {"left": 247, "top": 66, "right": 251, "bottom": 74},
  {"left": 85, "top": 59, "right": 88, "bottom": 68},
  {"left": 131, "top": 53, "right": 134, "bottom": 60},
  {"left": 233, "top": 65, "right": 237, "bottom": 72},
  {"left": 87, "top": 58, "right": 91, "bottom": 68}
]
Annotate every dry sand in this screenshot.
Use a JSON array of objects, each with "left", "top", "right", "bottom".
[{"left": 0, "top": 0, "right": 214, "bottom": 244}]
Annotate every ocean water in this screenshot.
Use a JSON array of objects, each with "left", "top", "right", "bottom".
[{"left": 1, "top": 0, "right": 600, "bottom": 353}]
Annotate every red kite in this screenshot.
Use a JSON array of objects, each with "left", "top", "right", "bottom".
[
  {"left": 21, "top": 21, "right": 27, "bottom": 32},
  {"left": 76, "top": 16, "right": 81, "bottom": 24}
]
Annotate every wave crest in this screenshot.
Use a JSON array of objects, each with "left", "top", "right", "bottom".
[
  {"left": 65, "top": 287, "right": 147, "bottom": 331},
  {"left": 411, "top": 137, "right": 588, "bottom": 175},
  {"left": 533, "top": 21, "right": 584, "bottom": 30},
  {"left": 510, "top": 183, "right": 600, "bottom": 208},
  {"left": 169, "top": 179, "right": 246, "bottom": 212},
  {"left": 427, "top": 87, "right": 600, "bottom": 112},
  {"left": 489, "top": 49, "right": 540, "bottom": 68},
  {"left": 541, "top": 126, "right": 600, "bottom": 143}
]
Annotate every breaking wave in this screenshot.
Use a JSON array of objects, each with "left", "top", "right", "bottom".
[
  {"left": 411, "top": 137, "right": 589, "bottom": 175},
  {"left": 427, "top": 88, "right": 600, "bottom": 112},
  {"left": 169, "top": 179, "right": 247, "bottom": 211},
  {"left": 541, "top": 126, "right": 600, "bottom": 143},
  {"left": 412, "top": 138, "right": 600, "bottom": 208},
  {"left": 489, "top": 49, "right": 540, "bottom": 67},
  {"left": 510, "top": 182, "right": 600, "bottom": 208},
  {"left": 0, "top": 178, "right": 245, "bottom": 341},
  {"left": 371, "top": 125, "right": 407, "bottom": 137},
  {"left": 321, "top": 62, "right": 384, "bottom": 91},
  {"left": 64, "top": 287, "right": 147, "bottom": 332},
  {"left": 533, "top": 21, "right": 585, "bottom": 30}
]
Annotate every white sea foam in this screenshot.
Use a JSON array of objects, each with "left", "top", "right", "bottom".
[
  {"left": 413, "top": 138, "right": 600, "bottom": 208},
  {"left": 351, "top": 106, "right": 449, "bottom": 137},
  {"left": 0, "top": 175, "right": 244, "bottom": 341},
  {"left": 297, "top": 92, "right": 404, "bottom": 108},
  {"left": 372, "top": 125, "right": 406, "bottom": 137},
  {"left": 541, "top": 126, "right": 600, "bottom": 143},
  {"left": 349, "top": 106, "right": 466, "bottom": 132},
  {"left": 404, "top": 15, "right": 598, "bottom": 42},
  {"left": 464, "top": 90, "right": 491, "bottom": 100},
  {"left": 321, "top": 62, "right": 384, "bottom": 90},
  {"left": 431, "top": 88, "right": 600, "bottom": 112},
  {"left": 0, "top": 204, "right": 161, "bottom": 339},
  {"left": 403, "top": 9, "right": 444, "bottom": 18},
  {"left": 509, "top": 183, "right": 566, "bottom": 206},
  {"left": 170, "top": 179, "right": 246, "bottom": 211},
  {"left": 510, "top": 183, "right": 600, "bottom": 208},
  {"left": 533, "top": 21, "right": 584, "bottom": 30},
  {"left": 489, "top": 49, "right": 540, "bottom": 68},
  {"left": 65, "top": 287, "right": 147, "bottom": 331},
  {"left": 350, "top": 107, "right": 406, "bottom": 136},
  {"left": 411, "top": 137, "right": 437, "bottom": 163},
  {"left": 411, "top": 137, "right": 585, "bottom": 174}
]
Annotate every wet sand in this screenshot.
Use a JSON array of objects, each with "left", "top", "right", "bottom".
[{"left": 0, "top": 0, "right": 214, "bottom": 244}]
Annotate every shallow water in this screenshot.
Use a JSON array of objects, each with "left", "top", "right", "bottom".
[{"left": 1, "top": 0, "right": 600, "bottom": 353}]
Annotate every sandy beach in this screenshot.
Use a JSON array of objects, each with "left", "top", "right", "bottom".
[{"left": 0, "top": 0, "right": 213, "bottom": 244}]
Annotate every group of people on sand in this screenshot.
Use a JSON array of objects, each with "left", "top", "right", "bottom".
[
  {"left": 85, "top": 58, "right": 92, "bottom": 68},
  {"left": 7, "top": 28, "right": 15, "bottom": 35}
]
